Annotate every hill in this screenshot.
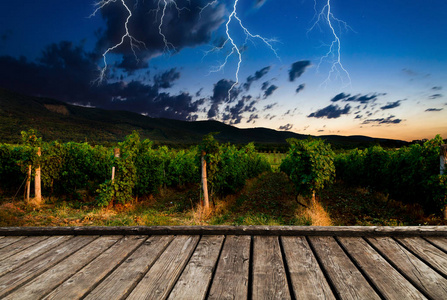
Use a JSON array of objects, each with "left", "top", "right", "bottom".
[{"left": 0, "top": 88, "right": 408, "bottom": 148}]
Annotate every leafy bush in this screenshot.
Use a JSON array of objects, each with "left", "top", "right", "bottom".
[
  {"left": 335, "top": 135, "right": 446, "bottom": 213},
  {"left": 280, "top": 138, "right": 335, "bottom": 198}
]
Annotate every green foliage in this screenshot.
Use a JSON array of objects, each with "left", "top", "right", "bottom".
[
  {"left": 335, "top": 135, "right": 446, "bottom": 213},
  {"left": 2, "top": 130, "right": 269, "bottom": 206},
  {"left": 200, "top": 134, "right": 271, "bottom": 197},
  {"left": 280, "top": 138, "right": 335, "bottom": 197},
  {"left": 21, "top": 129, "right": 42, "bottom": 148}
]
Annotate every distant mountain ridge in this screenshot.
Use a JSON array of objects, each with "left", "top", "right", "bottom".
[{"left": 0, "top": 88, "right": 408, "bottom": 148}]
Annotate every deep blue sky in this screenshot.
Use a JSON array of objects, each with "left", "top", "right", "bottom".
[{"left": 0, "top": 0, "right": 446, "bottom": 140}]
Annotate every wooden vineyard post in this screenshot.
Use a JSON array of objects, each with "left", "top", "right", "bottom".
[
  {"left": 441, "top": 144, "right": 447, "bottom": 219},
  {"left": 25, "top": 165, "right": 31, "bottom": 202},
  {"left": 33, "top": 147, "right": 42, "bottom": 206},
  {"left": 201, "top": 150, "right": 210, "bottom": 212},
  {"left": 112, "top": 148, "right": 120, "bottom": 181}
]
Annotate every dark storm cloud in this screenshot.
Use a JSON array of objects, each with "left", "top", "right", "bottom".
[
  {"left": 279, "top": 123, "right": 293, "bottom": 131},
  {"left": 264, "top": 103, "right": 277, "bottom": 110},
  {"left": 308, "top": 104, "right": 351, "bottom": 119},
  {"left": 263, "top": 85, "right": 278, "bottom": 99},
  {"left": 295, "top": 83, "right": 305, "bottom": 94},
  {"left": 116, "top": 54, "right": 149, "bottom": 74},
  {"left": 425, "top": 108, "right": 443, "bottom": 112},
  {"left": 289, "top": 60, "right": 311, "bottom": 82},
  {"left": 261, "top": 81, "right": 270, "bottom": 91},
  {"left": 330, "top": 92, "right": 350, "bottom": 102},
  {"left": 243, "top": 66, "right": 271, "bottom": 91},
  {"left": 0, "top": 41, "right": 203, "bottom": 121},
  {"left": 207, "top": 79, "right": 240, "bottom": 118},
  {"left": 247, "top": 113, "right": 259, "bottom": 123},
  {"left": 380, "top": 100, "right": 402, "bottom": 110},
  {"left": 429, "top": 94, "right": 443, "bottom": 99},
  {"left": 362, "top": 115, "right": 402, "bottom": 125},
  {"left": 432, "top": 86, "right": 442, "bottom": 90},
  {"left": 222, "top": 96, "right": 256, "bottom": 124},
  {"left": 96, "top": 0, "right": 226, "bottom": 73},
  {"left": 153, "top": 68, "right": 180, "bottom": 89},
  {"left": 330, "top": 92, "right": 385, "bottom": 104}
]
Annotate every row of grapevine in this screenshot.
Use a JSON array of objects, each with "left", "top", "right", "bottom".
[
  {"left": 280, "top": 138, "right": 335, "bottom": 200},
  {"left": 0, "top": 131, "right": 270, "bottom": 206},
  {"left": 335, "top": 135, "right": 447, "bottom": 213}
]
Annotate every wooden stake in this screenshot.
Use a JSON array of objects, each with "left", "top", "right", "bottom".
[
  {"left": 111, "top": 148, "right": 120, "bottom": 181},
  {"left": 201, "top": 151, "right": 210, "bottom": 212},
  {"left": 26, "top": 165, "right": 31, "bottom": 202},
  {"left": 33, "top": 147, "right": 42, "bottom": 206}
]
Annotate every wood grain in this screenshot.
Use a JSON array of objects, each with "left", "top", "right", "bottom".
[
  {"left": 0, "top": 236, "right": 25, "bottom": 250},
  {"left": 0, "top": 235, "right": 97, "bottom": 298},
  {"left": 252, "top": 236, "right": 290, "bottom": 300},
  {"left": 3, "top": 236, "right": 120, "bottom": 300},
  {"left": 43, "top": 235, "right": 146, "bottom": 300},
  {"left": 208, "top": 235, "right": 251, "bottom": 300},
  {"left": 85, "top": 235, "right": 174, "bottom": 300},
  {"left": 338, "top": 237, "right": 427, "bottom": 300},
  {"left": 281, "top": 236, "right": 335, "bottom": 300},
  {"left": 0, "top": 235, "right": 72, "bottom": 277},
  {"left": 309, "top": 236, "right": 380, "bottom": 300},
  {"left": 0, "top": 236, "right": 48, "bottom": 262},
  {"left": 127, "top": 235, "right": 200, "bottom": 300},
  {"left": 397, "top": 236, "right": 447, "bottom": 276},
  {"left": 168, "top": 235, "right": 224, "bottom": 300},
  {"left": 1, "top": 225, "right": 447, "bottom": 237},
  {"left": 368, "top": 236, "right": 447, "bottom": 300},
  {"left": 425, "top": 236, "right": 447, "bottom": 252}
]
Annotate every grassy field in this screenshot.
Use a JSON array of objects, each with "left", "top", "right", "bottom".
[
  {"left": 259, "top": 152, "right": 287, "bottom": 171},
  {"left": 1, "top": 171, "right": 445, "bottom": 227}
]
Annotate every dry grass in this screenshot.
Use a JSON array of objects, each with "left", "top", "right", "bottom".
[
  {"left": 1, "top": 174, "right": 443, "bottom": 227},
  {"left": 301, "top": 199, "right": 333, "bottom": 226}
]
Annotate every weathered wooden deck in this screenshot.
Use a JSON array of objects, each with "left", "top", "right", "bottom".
[{"left": 0, "top": 226, "right": 447, "bottom": 299}]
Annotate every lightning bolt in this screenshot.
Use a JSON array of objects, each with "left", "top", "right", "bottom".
[
  {"left": 205, "top": 0, "right": 279, "bottom": 101},
  {"left": 155, "top": 0, "right": 190, "bottom": 52},
  {"left": 91, "top": 0, "right": 146, "bottom": 83},
  {"left": 91, "top": 0, "right": 278, "bottom": 100},
  {"left": 309, "top": 0, "right": 352, "bottom": 88}
]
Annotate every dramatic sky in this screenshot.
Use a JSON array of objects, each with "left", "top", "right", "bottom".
[{"left": 1, "top": 0, "right": 446, "bottom": 141}]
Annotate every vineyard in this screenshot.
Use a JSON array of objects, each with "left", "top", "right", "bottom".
[{"left": 0, "top": 130, "right": 446, "bottom": 226}]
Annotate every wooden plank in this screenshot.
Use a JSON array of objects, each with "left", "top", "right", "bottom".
[
  {"left": 43, "top": 235, "right": 146, "bottom": 300},
  {"left": 397, "top": 237, "right": 447, "bottom": 276},
  {"left": 2, "top": 225, "right": 447, "bottom": 237},
  {"left": 0, "top": 236, "right": 49, "bottom": 261},
  {"left": 281, "top": 236, "right": 336, "bottom": 300},
  {"left": 3, "top": 236, "right": 120, "bottom": 300},
  {"left": 368, "top": 237, "right": 447, "bottom": 300},
  {"left": 84, "top": 235, "right": 174, "bottom": 300},
  {"left": 425, "top": 236, "right": 447, "bottom": 252},
  {"left": 168, "top": 235, "right": 224, "bottom": 300},
  {"left": 0, "top": 235, "right": 98, "bottom": 298},
  {"left": 252, "top": 236, "right": 290, "bottom": 300},
  {"left": 208, "top": 235, "right": 251, "bottom": 300},
  {"left": 338, "top": 237, "right": 427, "bottom": 300},
  {"left": 0, "top": 236, "right": 25, "bottom": 249},
  {"left": 0, "top": 235, "right": 72, "bottom": 277},
  {"left": 309, "top": 236, "right": 380, "bottom": 300},
  {"left": 127, "top": 235, "right": 200, "bottom": 300}
]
